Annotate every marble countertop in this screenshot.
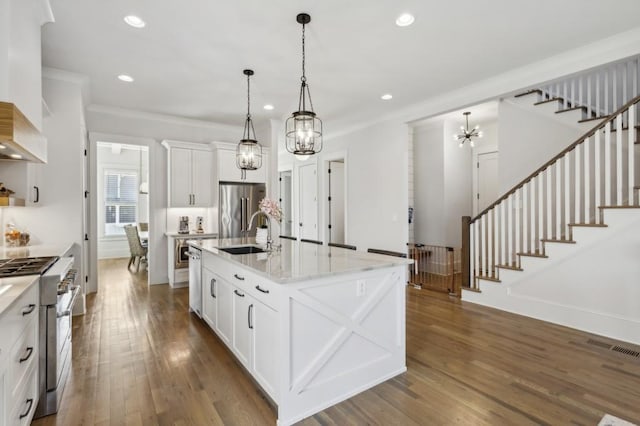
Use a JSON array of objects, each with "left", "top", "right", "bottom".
[
  {"left": 0, "top": 275, "right": 39, "bottom": 317},
  {"left": 188, "top": 237, "right": 412, "bottom": 284},
  {"left": 0, "top": 242, "right": 74, "bottom": 260},
  {"left": 165, "top": 232, "right": 218, "bottom": 238}
]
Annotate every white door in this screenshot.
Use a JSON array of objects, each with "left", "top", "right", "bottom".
[
  {"left": 169, "top": 147, "right": 192, "bottom": 207},
  {"left": 477, "top": 151, "right": 499, "bottom": 213},
  {"left": 201, "top": 267, "right": 218, "bottom": 329},
  {"left": 328, "top": 161, "right": 345, "bottom": 244},
  {"left": 251, "top": 301, "right": 278, "bottom": 399},
  {"left": 191, "top": 149, "right": 212, "bottom": 206},
  {"left": 298, "top": 163, "right": 318, "bottom": 240},
  {"left": 232, "top": 288, "right": 253, "bottom": 369},
  {"left": 215, "top": 278, "right": 233, "bottom": 345}
]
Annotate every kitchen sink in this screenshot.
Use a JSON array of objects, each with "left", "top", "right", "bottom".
[{"left": 218, "top": 246, "right": 266, "bottom": 255}]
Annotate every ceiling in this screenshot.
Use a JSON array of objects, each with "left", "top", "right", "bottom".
[{"left": 42, "top": 0, "right": 640, "bottom": 133}]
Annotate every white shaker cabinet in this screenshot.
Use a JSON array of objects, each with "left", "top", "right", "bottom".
[
  {"left": 201, "top": 267, "right": 218, "bottom": 329},
  {"left": 251, "top": 301, "right": 279, "bottom": 397},
  {"left": 162, "top": 140, "right": 213, "bottom": 207},
  {"left": 215, "top": 278, "right": 233, "bottom": 346},
  {"left": 231, "top": 287, "right": 253, "bottom": 369},
  {"left": 217, "top": 148, "right": 267, "bottom": 183}
]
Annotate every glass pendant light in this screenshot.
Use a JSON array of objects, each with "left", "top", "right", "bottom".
[
  {"left": 454, "top": 111, "right": 482, "bottom": 148},
  {"left": 237, "top": 69, "right": 262, "bottom": 171},
  {"left": 286, "top": 13, "right": 323, "bottom": 158}
]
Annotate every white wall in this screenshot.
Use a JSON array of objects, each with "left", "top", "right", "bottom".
[
  {"left": 317, "top": 120, "right": 409, "bottom": 253},
  {"left": 498, "top": 99, "right": 583, "bottom": 193}
]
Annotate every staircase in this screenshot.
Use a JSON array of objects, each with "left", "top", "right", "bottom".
[{"left": 461, "top": 60, "right": 640, "bottom": 345}]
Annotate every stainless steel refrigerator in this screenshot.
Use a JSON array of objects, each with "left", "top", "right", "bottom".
[{"left": 219, "top": 182, "right": 266, "bottom": 238}]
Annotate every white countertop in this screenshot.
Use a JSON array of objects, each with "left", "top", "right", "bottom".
[
  {"left": 0, "top": 275, "right": 39, "bottom": 316},
  {"left": 0, "top": 242, "right": 74, "bottom": 260},
  {"left": 165, "top": 232, "right": 218, "bottom": 238},
  {"left": 189, "top": 238, "right": 413, "bottom": 284}
]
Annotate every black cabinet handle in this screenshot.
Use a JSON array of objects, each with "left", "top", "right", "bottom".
[
  {"left": 19, "top": 398, "right": 34, "bottom": 419},
  {"left": 22, "top": 304, "right": 36, "bottom": 316},
  {"left": 248, "top": 304, "right": 253, "bottom": 329},
  {"left": 210, "top": 278, "right": 216, "bottom": 298},
  {"left": 233, "top": 274, "right": 245, "bottom": 281},
  {"left": 19, "top": 346, "right": 34, "bottom": 363},
  {"left": 234, "top": 289, "right": 245, "bottom": 297},
  {"left": 33, "top": 186, "right": 39, "bottom": 203},
  {"left": 255, "top": 285, "right": 269, "bottom": 294}
]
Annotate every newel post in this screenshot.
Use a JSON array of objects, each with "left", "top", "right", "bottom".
[{"left": 461, "top": 216, "right": 471, "bottom": 289}]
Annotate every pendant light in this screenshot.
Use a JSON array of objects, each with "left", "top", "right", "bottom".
[
  {"left": 236, "top": 69, "right": 262, "bottom": 172},
  {"left": 454, "top": 111, "right": 483, "bottom": 148},
  {"left": 285, "top": 13, "right": 323, "bottom": 158}
]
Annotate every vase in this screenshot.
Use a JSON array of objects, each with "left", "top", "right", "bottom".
[{"left": 256, "top": 228, "right": 268, "bottom": 245}]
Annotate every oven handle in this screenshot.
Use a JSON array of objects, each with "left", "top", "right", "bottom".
[{"left": 57, "top": 286, "right": 80, "bottom": 318}]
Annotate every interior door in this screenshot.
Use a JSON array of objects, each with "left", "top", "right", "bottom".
[
  {"left": 477, "top": 151, "right": 499, "bottom": 213},
  {"left": 279, "top": 171, "right": 293, "bottom": 237},
  {"left": 298, "top": 163, "right": 318, "bottom": 240},
  {"left": 328, "top": 161, "right": 345, "bottom": 244}
]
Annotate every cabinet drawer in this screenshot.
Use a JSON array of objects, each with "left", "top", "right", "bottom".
[
  {"left": 0, "top": 282, "right": 38, "bottom": 362},
  {"left": 7, "top": 315, "right": 38, "bottom": 400},
  {"left": 226, "top": 266, "right": 281, "bottom": 311},
  {"left": 8, "top": 360, "right": 38, "bottom": 426}
]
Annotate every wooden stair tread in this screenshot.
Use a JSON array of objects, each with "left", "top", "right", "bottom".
[
  {"left": 534, "top": 98, "right": 562, "bottom": 106},
  {"left": 476, "top": 275, "right": 501, "bottom": 283},
  {"left": 461, "top": 286, "right": 481, "bottom": 293},
  {"left": 598, "top": 205, "right": 640, "bottom": 209},
  {"left": 517, "top": 252, "right": 548, "bottom": 258},
  {"left": 578, "top": 115, "right": 609, "bottom": 123},
  {"left": 514, "top": 89, "right": 542, "bottom": 98},
  {"left": 556, "top": 106, "right": 586, "bottom": 114},
  {"left": 496, "top": 264, "right": 523, "bottom": 271},
  {"left": 541, "top": 239, "right": 576, "bottom": 244},
  {"left": 568, "top": 223, "right": 607, "bottom": 227},
  {"left": 608, "top": 125, "right": 640, "bottom": 132}
]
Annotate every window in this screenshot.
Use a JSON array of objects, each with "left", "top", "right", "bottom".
[{"left": 104, "top": 170, "right": 138, "bottom": 236}]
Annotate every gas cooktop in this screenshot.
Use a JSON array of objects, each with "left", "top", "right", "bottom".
[{"left": 0, "top": 256, "right": 59, "bottom": 278}]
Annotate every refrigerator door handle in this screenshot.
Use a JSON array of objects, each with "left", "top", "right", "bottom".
[
  {"left": 240, "top": 197, "right": 244, "bottom": 232},
  {"left": 243, "top": 197, "right": 248, "bottom": 233}
]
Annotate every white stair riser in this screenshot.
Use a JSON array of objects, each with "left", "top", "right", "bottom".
[
  {"left": 511, "top": 92, "right": 542, "bottom": 107},
  {"left": 555, "top": 109, "right": 585, "bottom": 123},
  {"left": 534, "top": 100, "right": 564, "bottom": 116}
]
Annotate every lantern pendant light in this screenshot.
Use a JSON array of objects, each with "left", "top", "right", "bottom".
[
  {"left": 285, "top": 13, "right": 323, "bottom": 158},
  {"left": 236, "top": 69, "right": 262, "bottom": 172}
]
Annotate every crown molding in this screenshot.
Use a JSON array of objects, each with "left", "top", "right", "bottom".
[{"left": 87, "top": 104, "right": 242, "bottom": 133}]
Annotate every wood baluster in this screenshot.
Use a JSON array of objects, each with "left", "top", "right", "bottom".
[
  {"left": 584, "top": 136, "right": 591, "bottom": 223},
  {"left": 474, "top": 220, "right": 480, "bottom": 283},
  {"left": 628, "top": 104, "right": 635, "bottom": 205},
  {"left": 605, "top": 121, "right": 612, "bottom": 205},
  {"left": 488, "top": 209, "right": 494, "bottom": 278},
  {"left": 616, "top": 114, "right": 623, "bottom": 205},
  {"left": 501, "top": 200, "right": 508, "bottom": 266},
  {"left": 605, "top": 69, "right": 610, "bottom": 115},
  {"left": 575, "top": 144, "right": 582, "bottom": 223},
  {"left": 529, "top": 178, "right": 536, "bottom": 252},
  {"left": 514, "top": 189, "right": 520, "bottom": 266},
  {"left": 507, "top": 196, "right": 513, "bottom": 266},
  {"left": 563, "top": 81, "right": 568, "bottom": 109},
  {"left": 564, "top": 155, "right": 571, "bottom": 237},
  {"left": 555, "top": 161, "right": 562, "bottom": 237},
  {"left": 537, "top": 174, "right": 544, "bottom": 250},
  {"left": 594, "top": 128, "right": 601, "bottom": 222},
  {"left": 613, "top": 65, "right": 618, "bottom": 112},
  {"left": 579, "top": 76, "right": 584, "bottom": 108},
  {"left": 596, "top": 72, "right": 601, "bottom": 117},
  {"left": 546, "top": 167, "right": 552, "bottom": 240},
  {"left": 587, "top": 75, "right": 592, "bottom": 118},
  {"left": 522, "top": 183, "right": 528, "bottom": 253}
]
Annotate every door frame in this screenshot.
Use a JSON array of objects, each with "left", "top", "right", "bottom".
[
  {"left": 322, "top": 151, "right": 348, "bottom": 245},
  {"left": 473, "top": 149, "right": 499, "bottom": 215},
  {"left": 88, "top": 132, "right": 157, "bottom": 293}
]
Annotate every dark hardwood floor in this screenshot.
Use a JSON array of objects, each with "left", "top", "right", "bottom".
[{"left": 32, "top": 258, "right": 640, "bottom": 425}]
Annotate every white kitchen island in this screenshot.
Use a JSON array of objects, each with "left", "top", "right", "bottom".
[{"left": 189, "top": 238, "right": 411, "bottom": 426}]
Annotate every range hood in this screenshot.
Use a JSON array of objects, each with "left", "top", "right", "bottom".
[{"left": 0, "top": 102, "right": 46, "bottom": 163}]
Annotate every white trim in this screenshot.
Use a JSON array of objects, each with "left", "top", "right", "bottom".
[
  {"left": 87, "top": 103, "right": 241, "bottom": 133},
  {"left": 37, "top": 0, "right": 54, "bottom": 25},
  {"left": 161, "top": 139, "right": 212, "bottom": 151},
  {"left": 321, "top": 151, "right": 348, "bottom": 245}
]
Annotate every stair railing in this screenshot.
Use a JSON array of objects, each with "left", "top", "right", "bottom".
[
  {"left": 539, "top": 55, "right": 640, "bottom": 120},
  {"left": 462, "top": 95, "right": 640, "bottom": 291}
]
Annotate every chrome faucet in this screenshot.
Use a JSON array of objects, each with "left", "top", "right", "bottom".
[{"left": 248, "top": 210, "right": 272, "bottom": 251}]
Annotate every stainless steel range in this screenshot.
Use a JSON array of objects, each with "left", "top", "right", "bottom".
[{"left": 0, "top": 255, "right": 79, "bottom": 418}]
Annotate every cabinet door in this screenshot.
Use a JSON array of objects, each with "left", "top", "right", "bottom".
[
  {"left": 201, "top": 267, "right": 218, "bottom": 329},
  {"left": 252, "top": 301, "right": 279, "bottom": 399},
  {"left": 215, "top": 278, "right": 233, "bottom": 345},
  {"left": 232, "top": 288, "right": 253, "bottom": 368},
  {"left": 191, "top": 149, "right": 212, "bottom": 206},
  {"left": 169, "top": 147, "right": 192, "bottom": 207},
  {"left": 217, "top": 149, "right": 242, "bottom": 182}
]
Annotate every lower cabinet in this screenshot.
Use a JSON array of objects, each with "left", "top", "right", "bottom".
[{"left": 200, "top": 257, "right": 279, "bottom": 401}]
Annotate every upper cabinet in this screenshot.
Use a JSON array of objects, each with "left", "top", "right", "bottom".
[
  {"left": 162, "top": 140, "right": 213, "bottom": 207},
  {"left": 217, "top": 148, "right": 267, "bottom": 183}
]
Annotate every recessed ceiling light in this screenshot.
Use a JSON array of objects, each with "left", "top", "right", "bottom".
[
  {"left": 395, "top": 13, "right": 415, "bottom": 27},
  {"left": 124, "top": 15, "right": 146, "bottom": 28},
  {"left": 263, "top": 104, "right": 274, "bottom": 111},
  {"left": 381, "top": 94, "right": 393, "bottom": 100},
  {"left": 118, "top": 74, "right": 134, "bottom": 82},
  {"left": 10, "top": 153, "right": 22, "bottom": 159}
]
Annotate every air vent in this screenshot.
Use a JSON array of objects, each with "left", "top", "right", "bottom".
[
  {"left": 612, "top": 346, "right": 640, "bottom": 358},
  {"left": 586, "top": 338, "right": 613, "bottom": 350}
]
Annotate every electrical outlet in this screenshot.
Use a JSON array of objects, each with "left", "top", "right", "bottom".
[{"left": 356, "top": 280, "right": 366, "bottom": 297}]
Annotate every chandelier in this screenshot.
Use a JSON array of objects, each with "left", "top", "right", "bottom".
[
  {"left": 455, "top": 111, "right": 482, "bottom": 147},
  {"left": 285, "top": 13, "right": 323, "bottom": 158},
  {"left": 236, "top": 69, "right": 262, "bottom": 172}
]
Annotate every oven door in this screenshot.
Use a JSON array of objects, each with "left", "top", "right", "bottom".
[{"left": 175, "top": 239, "right": 190, "bottom": 269}]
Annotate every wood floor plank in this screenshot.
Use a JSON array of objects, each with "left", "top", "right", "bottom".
[{"left": 31, "top": 258, "right": 640, "bottom": 425}]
